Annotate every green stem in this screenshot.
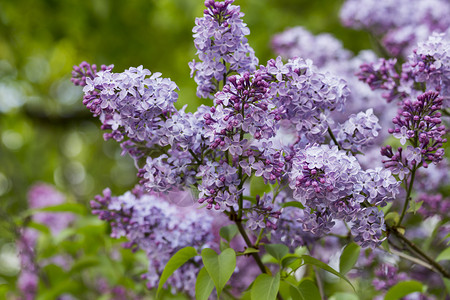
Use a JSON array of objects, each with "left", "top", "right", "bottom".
[
  {"left": 254, "top": 228, "right": 265, "bottom": 247},
  {"left": 188, "top": 149, "right": 202, "bottom": 165},
  {"left": 234, "top": 216, "right": 266, "bottom": 274},
  {"left": 397, "top": 166, "right": 417, "bottom": 226},
  {"left": 327, "top": 127, "right": 342, "bottom": 150},
  {"left": 233, "top": 218, "right": 283, "bottom": 300}
]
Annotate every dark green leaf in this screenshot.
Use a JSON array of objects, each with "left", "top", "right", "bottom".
[
  {"left": 37, "top": 279, "right": 79, "bottom": 300},
  {"left": 156, "top": 247, "right": 198, "bottom": 299},
  {"left": 298, "top": 279, "right": 321, "bottom": 300},
  {"left": 444, "top": 278, "right": 450, "bottom": 295},
  {"left": 195, "top": 267, "right": 215, "bottom": 300},
  {"left": 201, "top": 248, "right": 236, "bottom": 298},
  {"left": 339, "top": 243, "right": 360, "bottom": 274},
  {"left": 384, "top": 280, "right": 423, "bottom": 300},
  {"left": 265, "top": 244, "right": 289, "bottom": 262},
  {"left": 219, "top": 224, "right": 238, "bottom": 242},
  {"left": 281, "top": 201, "right": 305, "bottom": 209},
  {"left": 68, "top": 256, "right": 99, "bottom": 275},
  {"left": 251, "top": 272, "right": 280, "bottom": 300},
  {"left": 384, "top": 212, "right": 400, "bottom": 226},
  {"left": 242, "top": 247, "right": 260, "bottom": 255},
  {"left": 283, "top": 280, "right": 305, "bottom": 300},
  {"left": 281, "top": 255, "right": 301, "bottom": 269},
  {"left": 250, "top": 176, "right": 272, "bottom": 198},
  {"left": 301, "top": 255, "right": 354, "bottom": 290}
]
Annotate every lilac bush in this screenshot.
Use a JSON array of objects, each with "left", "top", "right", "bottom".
[{"left": 69, "top": 0, "right": 449, "bottom": 298}]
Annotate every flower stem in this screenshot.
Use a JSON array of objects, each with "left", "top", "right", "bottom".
[
  {"left": 254, "top": 228, "right": 265, "bottom": 247},
  {"left": 231, "top": 211, "right": 283, "bottom": 300},
  {"left": 397, "top": 166, "right": 417, "bottom": 226},
  {"left": 327, "top": 127, "right": 342, "bottom": 150}
]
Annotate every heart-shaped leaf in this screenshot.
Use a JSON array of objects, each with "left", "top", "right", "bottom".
[{"left": 201, "top": 248, "right": 236, "bottom": 298}]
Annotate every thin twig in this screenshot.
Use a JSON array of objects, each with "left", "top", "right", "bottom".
[{"left": 387, "top": 225, "right": 450, "bottom": 278}]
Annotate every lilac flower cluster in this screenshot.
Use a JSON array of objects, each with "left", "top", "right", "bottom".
[
  {"left": 27, "top": 184, "right": 75, "bottom": 236},
  {"left": 382, "top": 91, "right": 446, "bottom": 174},
  {"left": 357, "top": 31, "right": 450, "bottom": 111},
  {"left": 340, "top": 0, "right": 450, "bottom": 57},
  {"left": 271, "top": 27, "right": 393, "bottom": 144},
  {"left": 72, "top": 63, "right": 179, "bottom": 160},
  {"left": 288, "top": 145, "right": 399, "bottom": 247},
  {"left": 17, "top": 184, "right": 75, "bottom": 300},
  {"left": 16, "top": 230, "right": 38, "bottom": 300},
  {"left": 70, "top": 1, "right": 441, "bottom": 273},
  {"left": 271, "top": 26, "right": 352, "bottom": 68},
  {"left": 334, "top": 108, "right": 381, "bottom": 153},
  {"left": 91, "top": 186, "right": 220, "bottom": 296},
  {"left": 357, "top": 58, "right": 402, "bottom": 103},
  {"left": 245, "top": 193, "right": 282, "bottom": 231},
  {"left": 409, "top": 31, "right": 450, "bottom": 107},
  {"left": 189, "top": 0, "right": 258, "bottom": 98},
  {"left": 417, "top": 194, "right": 450, "bottom": 219},
  {"left": 264, "top": 57, "right": 349, "bottom": 142},
  {"left": 372, "top": 264, "right": 409, "bottom": 291}
]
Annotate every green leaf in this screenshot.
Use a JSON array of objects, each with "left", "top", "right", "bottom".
[
  {"left": 407, "top": 200, "right": 423, "bottom": 214},
  {"left": 27, "top": 221, "right": 50, "bottom": 234},
  {"left": 339, "top": 243, "right": 361, "bottom": 275},
  {"left": 384, "top": 280, "right": 423, "bottom": 300},
  {"left": 250, "top": 176, "right": 272, "bottom": 198},
  {"left": 37, "top": 279, "right": 78, "bottom": 300},
  {"left": 384, "top": 212, "right": 400, "bottom": 226},
  {"left": 283, "top": 280, "right": 305, "bottom": 300},
  {"left": 281, "top": 201, "right": 305, "bottom": 209},
  {"left": 329, "top": 292, "right": 359, "bottom": 300},
  {"left": 301, "top": 255, "right": 354, "bottom": 291},
  {"left": 436, "top": 247, "right": 450, "bottom": 262},
  {"left": 444, "top": 278, "right": 450, "bottom": 295},
  {"left": 251, "top": 272, "right": 280, "bottom": 300},
  {"left": 298, "top": 279, "right": 321, "bottom": 300},
  {"left": 241, "top": 247, "right": 260, "bottom": 255},
  {"left": 201, "top": 248, "right": 236, "bottom": 298},
  {"left": 381, "top": 239, "right": 390, "bottom": 252},
  {"left": 68, "top": 256, "right": 99, "bottom": 275},
  {"left": 443, "top": 232, "right": 450, "bottom": 245},
  {"left": 219, "top": 224, "right": 238, "bottom": 242},
  {"left": 380, "top": 202, "right": 393, "bottom": 214},
  {"left": 195, "top": 267, "right": 215, "bottom": 300},
  {"left": 219, "top": 240, "right": 230, "bottom": 252},
  {"left": 156, "top": 247, "right": 198, "bottom": 299},
  {"left": 35, "top": 202, "right": 87, "bottom": 215},
  {"left": 265, "top": 244, "right": 289, "bottom": 262},
  {"left": 281, "top": 255, "right": 301, "bottom": 269}
]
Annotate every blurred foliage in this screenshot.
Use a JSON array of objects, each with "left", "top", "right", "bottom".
[{"left": 0, "top": 0, "right": 372, "bottom": 297}]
